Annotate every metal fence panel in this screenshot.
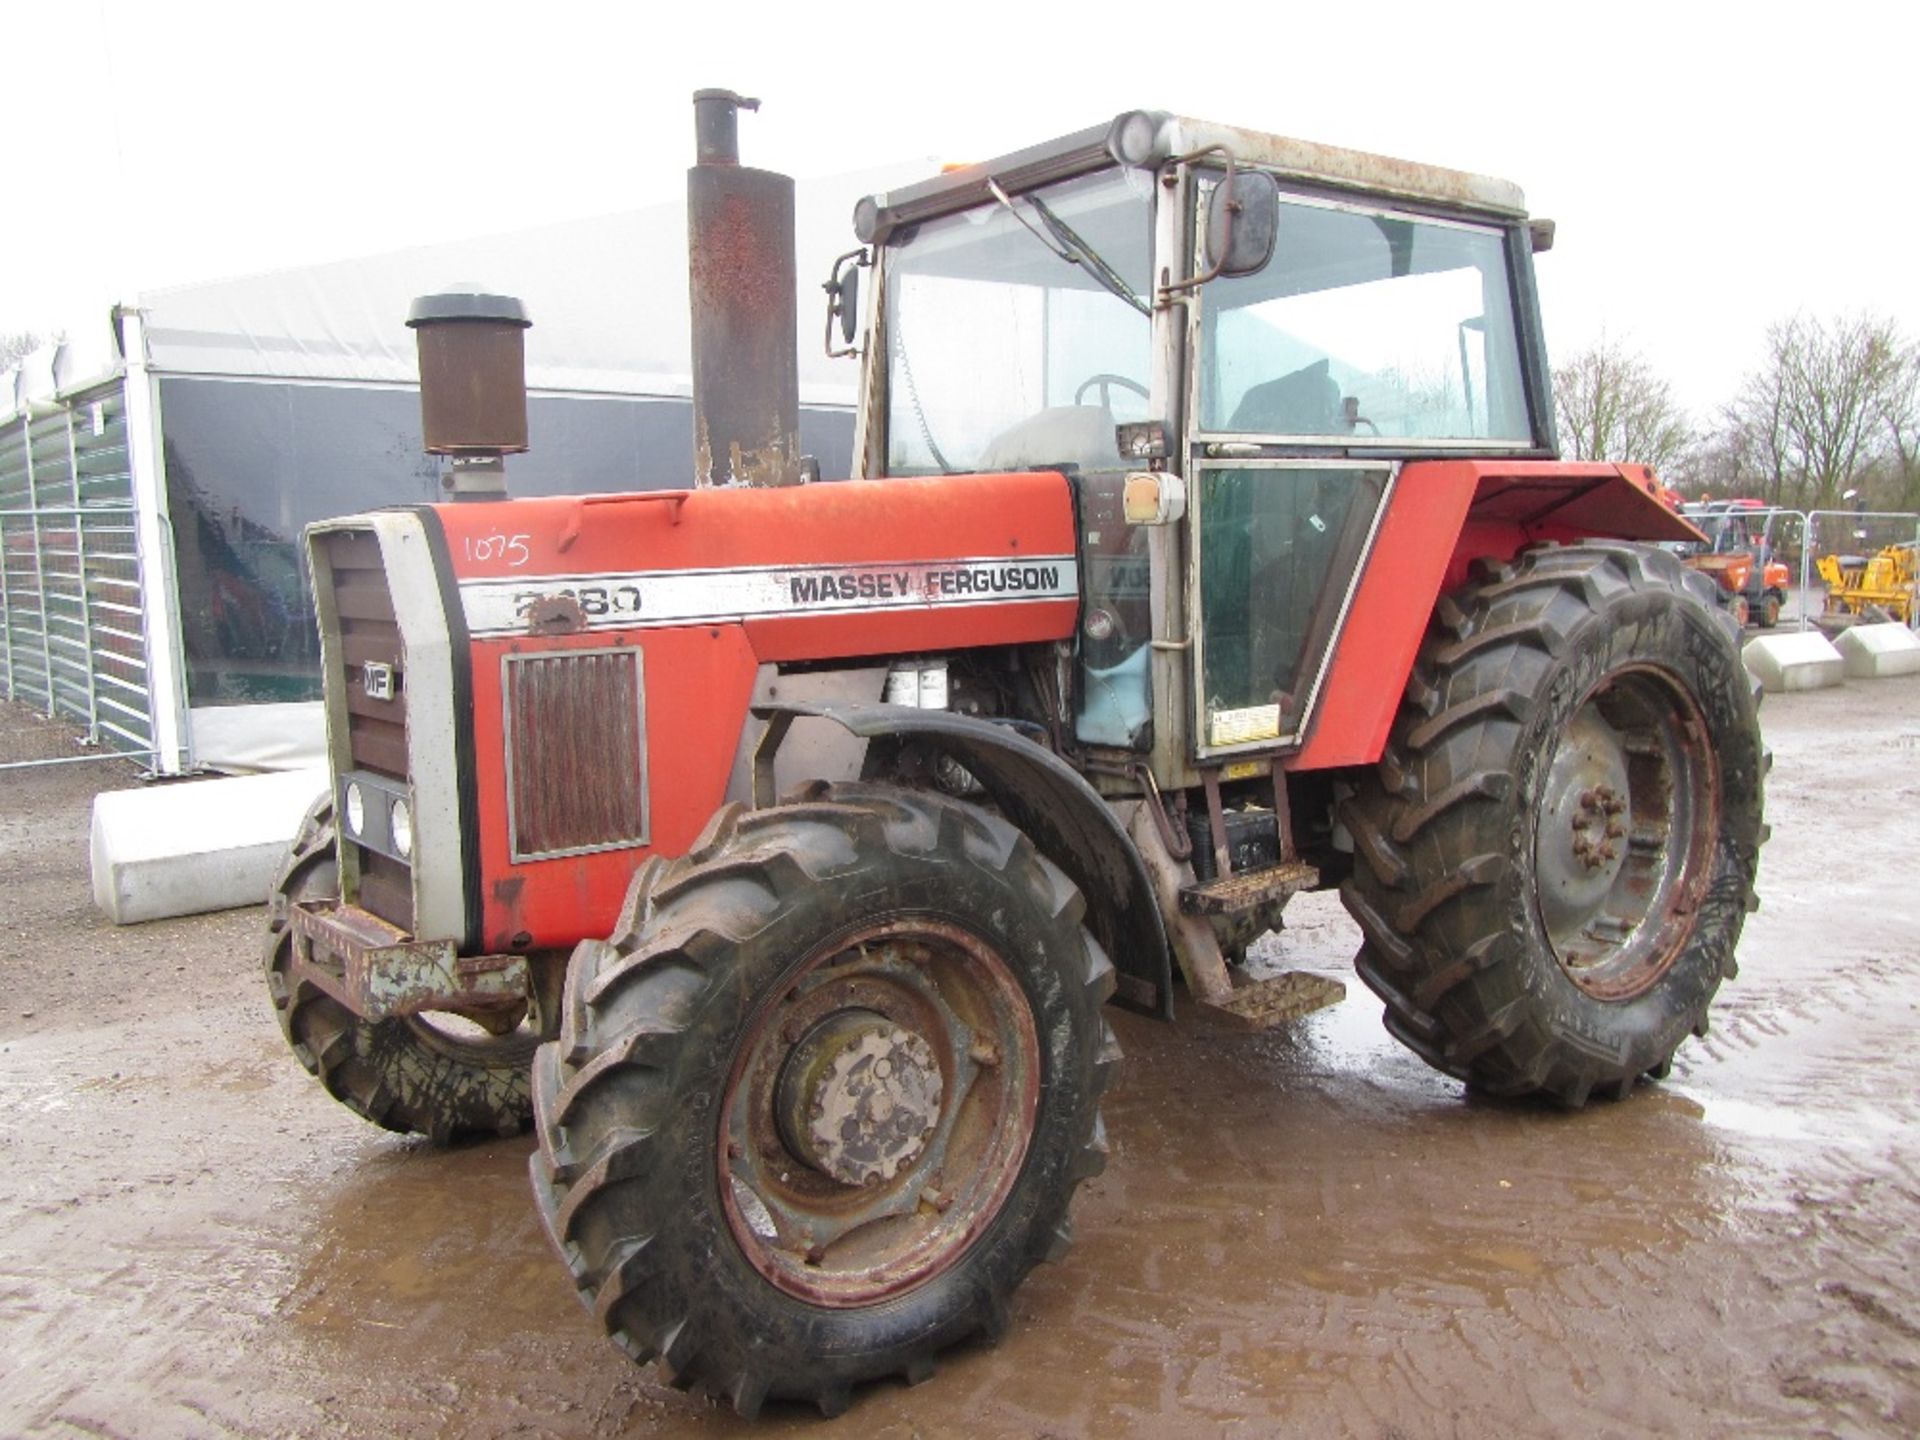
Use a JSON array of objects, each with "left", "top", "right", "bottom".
[{"left": 0, "top": 388, "right": 154, "bottom": 759}]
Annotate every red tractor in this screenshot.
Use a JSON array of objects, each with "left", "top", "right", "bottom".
[{"left": 266, "top": 96, "right": 1765, "bottom": 1416}]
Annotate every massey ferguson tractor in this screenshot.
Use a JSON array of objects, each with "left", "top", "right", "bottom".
[{"left": 265, "top": 94, "right": 1766, "bottom": 1417}]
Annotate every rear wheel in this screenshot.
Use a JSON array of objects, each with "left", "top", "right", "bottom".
[
  {"left": 1757, "top": 591, "right": 1782, "bottom": 628},
  {"left": 529, "top": 782, "right": 1119, "bottom": 1417},
  {"left": 1340, "top": 543, "right": 1766, "bottom": 1105},
  {"left": 264, "top": 796, "right": 539, "bottom": 1141}
]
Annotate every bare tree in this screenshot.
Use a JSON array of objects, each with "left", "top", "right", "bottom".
[
  {"left": 0, "top": 329, "right": 47, "bottom": 369},
  {"left": 1726, "top": 313, "right": 1909, "bottom": 511},
  {"left": 1885, "top": 341, "right": 1920, "bottom": 511},
  {"left": 1552, "top": 335, "right": 1694, "bottom": 473},
  {"left": 1666, "top": 424, "right": 1752, "bottom": 500}
]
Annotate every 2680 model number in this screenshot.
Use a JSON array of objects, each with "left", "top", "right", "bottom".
[{"left": 511, "top": 585, "right": 642, "bottom": 619}]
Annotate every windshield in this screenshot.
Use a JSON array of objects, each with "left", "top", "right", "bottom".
[
  {"left": 885, "top": 168, "right": 1154, "bottom": 475},
  {"left": 1197, "top": 193, "right": 1532, "bottom": 444}
]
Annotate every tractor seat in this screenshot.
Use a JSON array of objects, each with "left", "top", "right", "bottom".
[
  {"left": 1228, "top": 357, "right": 1343, "bottom": 436},
  {"left": 978, "top": 405, "right": 1120, "bottom": 473}
]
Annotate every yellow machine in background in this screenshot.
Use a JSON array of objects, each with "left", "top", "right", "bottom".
[{"left": 1818, "top": 542, "right": 1919, "bottom": 623}]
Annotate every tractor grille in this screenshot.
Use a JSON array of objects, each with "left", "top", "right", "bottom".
[
  {"left": 319, "top": 528, "right": 414, "bottom": 932},
  {"left": 504, "top": 648, "right": 649, "bottom": 862}
]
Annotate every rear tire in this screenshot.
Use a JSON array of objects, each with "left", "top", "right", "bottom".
[
  {"left": 529, "top": 782, "right": 1119, "bottom": 1416},
  {"left": 1339, "top": 543, "right": 1766, "bottom": 1106},
  {"left": 264, "top": 795, "right": 537, "bottom": 1141}
]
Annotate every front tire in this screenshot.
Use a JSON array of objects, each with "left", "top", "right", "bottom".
[
  {"left": 1340, "top": 543, "right": 1766, "bottom": 1106},
  {"left": 264, "top": 796, "right": 538, "bottom": 1141},
  {"left": 528, "top": 782, "right": 1119, "bottom": 1417}
]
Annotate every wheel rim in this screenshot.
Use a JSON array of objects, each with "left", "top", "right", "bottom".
[
  {"left": 717, "top": 917, "right": 1040, "bottom": 1308},
  {"left": 1533, "top": 667, "right": 1718, "bottom": 1000}
]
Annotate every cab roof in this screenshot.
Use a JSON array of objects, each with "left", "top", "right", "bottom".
[{"left": 854, "top": 110, "right": 1530, "bottom": 245}]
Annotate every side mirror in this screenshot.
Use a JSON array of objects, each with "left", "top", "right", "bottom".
[
  {"left": 823, "top": 248, "right": 866, "bottom": 358},
  {"left": 1204, "top": 170, "right": 1279, "bottom": 278}
]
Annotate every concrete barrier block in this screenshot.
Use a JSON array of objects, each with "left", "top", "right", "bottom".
[
  {"left": 1835, "top": 623, "right": 1920, "bottom": 679},
  {"left": 91, "top": 768, "right": 329, "bottom": 925},
  {"left": 1742, "top": 631, "right": 1846, "bottom": 693}
]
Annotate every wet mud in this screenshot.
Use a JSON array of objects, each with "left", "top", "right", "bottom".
[{"left": 2, "top": 682, "right": 1918, "bottom": 1438}]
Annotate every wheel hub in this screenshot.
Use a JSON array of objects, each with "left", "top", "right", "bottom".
[
  {"left": 1568, "top": 783, "right": 1627, "bottom": 872},
  {"left": 718, "top": 920, "right": 1041, "bottom": 1307},
  {"left": 1538, "top": 709, "right": 1634, "bottom": 923},
  {"left": 778, "top": 1012, "right": 943, "bottom": 1187},
  {"left": 1532, "top": 670, "right": 1716, "bottom": 1001}
]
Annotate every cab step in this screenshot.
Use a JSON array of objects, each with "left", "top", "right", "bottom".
[
  {"left": 1200, "top": 971, "right": 1348, "bottom": 1030},
  {"left": 1179, "top": 859, "right": 1319, "bottom": 916}
]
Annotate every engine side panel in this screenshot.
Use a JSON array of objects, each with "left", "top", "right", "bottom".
[
  {"left": 431, "top": 472, "right": 1081, "bottom": 952},
  {"left": 469, "top": 624, "right": 761, "bottom": 951}
]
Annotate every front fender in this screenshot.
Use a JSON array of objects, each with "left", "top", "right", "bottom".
[{"left": 752, "top": 701, "right": 1173, "bottom": 1020}]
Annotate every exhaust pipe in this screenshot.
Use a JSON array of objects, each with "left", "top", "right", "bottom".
[
  {"left": 688, "top": 89, "right": 801, "bottom": 487},
  {"left": 406, "top": 286, "right": 532, "bottom": 501}
]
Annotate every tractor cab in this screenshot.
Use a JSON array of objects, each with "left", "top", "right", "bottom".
[{"left": 848, "top": 113, "right": 1556, "bottom": 777}]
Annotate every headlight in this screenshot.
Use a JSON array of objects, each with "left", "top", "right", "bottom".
[
  {"left": 344, "top": 781, "right": 366, "bottom": 836},
  {"left": 390, "top": 797, "right": 413, "bottom": 858}
]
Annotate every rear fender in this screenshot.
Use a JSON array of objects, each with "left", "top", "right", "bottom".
[
  {"left": 1289, "top": 459, "right": 1705, "bottom": 772},
  {"left": 753, "top": 700, "right": 1173, "bottom": 1020}
]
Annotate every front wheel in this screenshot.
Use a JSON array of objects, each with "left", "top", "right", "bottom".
[
  {"left": 264, "top": 796, "right": 540, "bottom": 1141},
  {"left": 1340, "top": 543, "right": 1766, "bottom": 1106},
  {"left": 529, "top": 782, "right": 1119, "bottom": 1416}
]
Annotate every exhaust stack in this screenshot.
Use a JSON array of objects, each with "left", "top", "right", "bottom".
[
  {"left": 406, "top": 287, "right": 531, "bottom": 501},
  {"left": 688, "top": 89, "right": 801, "bottom": 487}
]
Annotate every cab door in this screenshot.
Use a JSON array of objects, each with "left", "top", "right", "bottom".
[
  {"left": 1181, "top": 176, "right": 1532, "bottom": 759},
  {"left": 1188, "top": 459, "right": 1391, "bottom": 756}
]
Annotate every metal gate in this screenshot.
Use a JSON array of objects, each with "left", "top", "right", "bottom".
[{"left": 0, "top": 386, "right": 155, "bottom": 760}]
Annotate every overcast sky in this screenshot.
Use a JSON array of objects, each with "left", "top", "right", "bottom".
[{"left": 5, "top": 0, "right": 1914, "bottom": 421}]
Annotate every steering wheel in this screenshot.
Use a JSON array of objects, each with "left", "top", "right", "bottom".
[{"left": 1074, "top": 373, "right": 1150, "bottom": 410}]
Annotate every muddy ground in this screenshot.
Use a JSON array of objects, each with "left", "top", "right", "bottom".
[{"left": 2, "top": 680, "right": 1917, "bottom": 1439}]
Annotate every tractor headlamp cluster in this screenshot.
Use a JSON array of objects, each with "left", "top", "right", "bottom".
[{"left": 338, "top": 772, "right": 415, "bottom": 863}]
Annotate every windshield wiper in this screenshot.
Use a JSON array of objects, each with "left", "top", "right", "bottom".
[{"left": 986, "top": 179, "right": 1150, "bottom": 318}]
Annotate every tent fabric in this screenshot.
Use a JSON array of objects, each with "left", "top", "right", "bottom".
[
  {"left": 2, "top": 161, "right": 922, "bottom": 424},
  {"left": 131, "top": 163, "right": 921, "bottom": 407},
  {"left": 3, "top": 317, "right": 124, "bottom": 420}
]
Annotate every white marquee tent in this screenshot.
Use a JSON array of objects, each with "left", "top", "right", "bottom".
[{"left": 0, "top": 161, "right": 919, "bottom": 774}]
